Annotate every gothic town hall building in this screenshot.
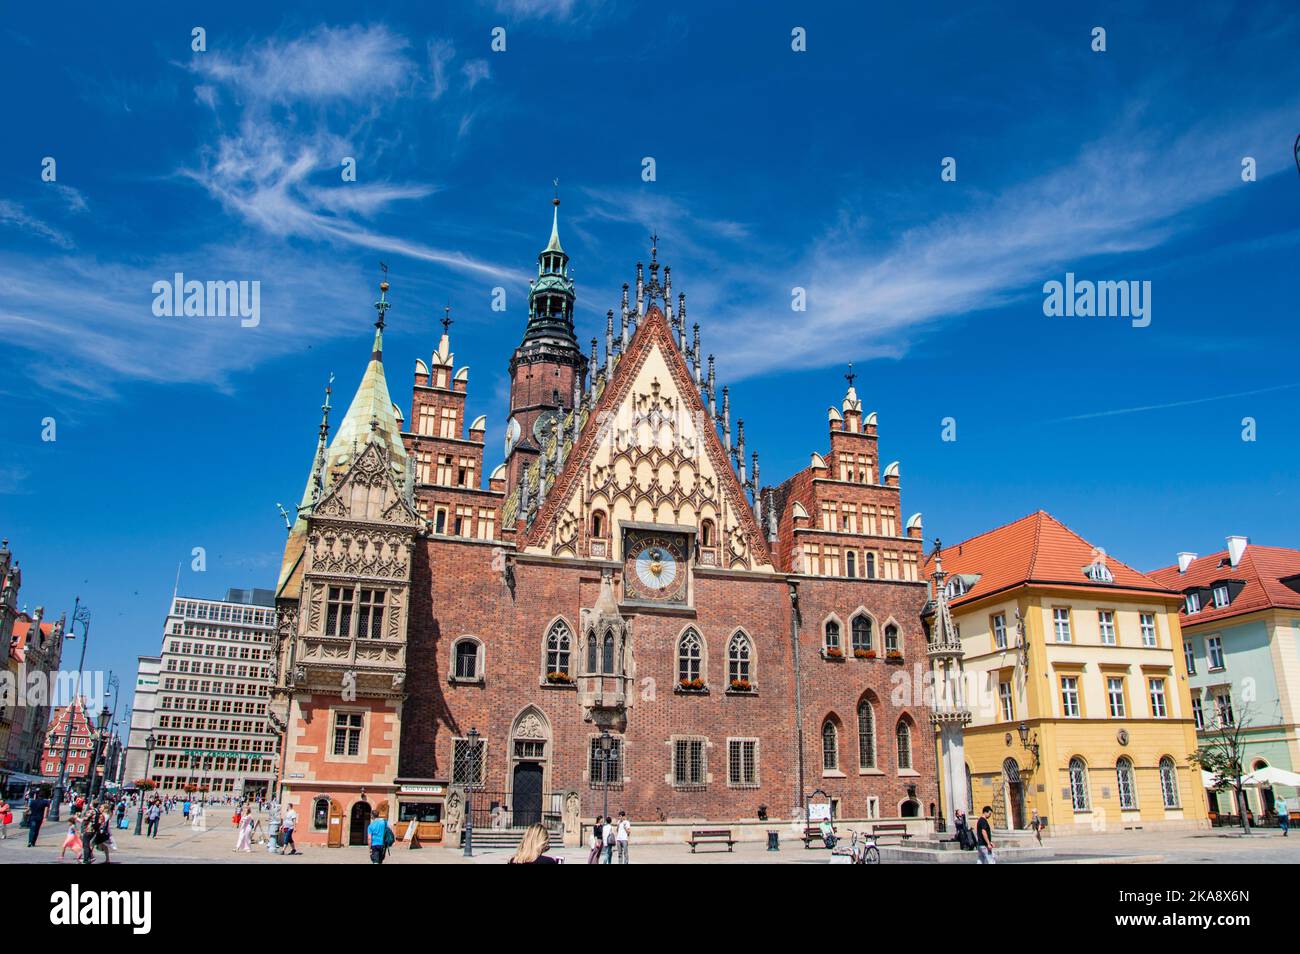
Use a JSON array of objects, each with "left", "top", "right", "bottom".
[{"left": 270, "top": 200, "right": 936, "bottom": 847}]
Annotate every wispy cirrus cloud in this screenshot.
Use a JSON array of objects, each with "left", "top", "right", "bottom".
[
  {"left": 0, "top": 200, "right": 74, "bottom": 249},
  {"left": 709, "top": 104, "right": 1300, "bottom": 379},
  {"left": 178, "top": 25, "right": 520, "bottom": 284}
]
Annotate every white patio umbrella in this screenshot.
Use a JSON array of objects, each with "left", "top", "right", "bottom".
[
  {"left": 1241, "top": 765, "right": 1300, "bottom": 788},
  {"left": 1202, "top": 770, "right": 1258, "bottom": 788}
]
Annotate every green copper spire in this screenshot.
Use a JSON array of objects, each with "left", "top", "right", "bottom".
[{"left": 545, "top": 196, "right": 564, "bottom": 253}]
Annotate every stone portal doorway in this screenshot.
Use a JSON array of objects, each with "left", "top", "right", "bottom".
[
  {"left": 349, "top": 801, "right": 372, "bottom": 846},
  {"left": 1003, "top": 758, "right": 1025, "bottom": 829}
]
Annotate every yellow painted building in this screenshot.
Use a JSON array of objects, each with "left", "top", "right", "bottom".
[{"left": 927, "top": 512, "right": 1207, "bottom": 833}]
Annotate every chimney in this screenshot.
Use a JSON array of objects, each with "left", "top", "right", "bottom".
[
  {"left": 1226, "top": 536, "right": 1249, "bottom": 568},
  {"left": 1176, "top": 552, "right": 1197, "bottom": 574}
]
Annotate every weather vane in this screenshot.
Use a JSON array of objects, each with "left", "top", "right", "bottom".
[
  {"left": 442, "top": 302, "right": 453, "bottom": 334},
  {"left": 845, "top": 363, "right": 856, "bottom": 388}
]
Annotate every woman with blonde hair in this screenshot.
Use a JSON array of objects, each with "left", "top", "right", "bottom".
[{"left": 508, "top": 823, "right": 559, "bottom": 864}]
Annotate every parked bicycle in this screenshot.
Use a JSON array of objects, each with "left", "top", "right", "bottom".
[{"left": 835, "top": 828, "right": 880, "bottom": 864}]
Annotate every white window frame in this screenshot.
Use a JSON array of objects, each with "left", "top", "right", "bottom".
[{"left": 1053, "top": 607, "right": 1072, "bottom": 643}]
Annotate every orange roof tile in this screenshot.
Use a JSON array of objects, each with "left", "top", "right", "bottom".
[
  {"left": 922, "top": 510, "right": 1173, "bottom": 607},
  {"left": 1148, "top": 545, "right": 1300, "bottom": 627}
]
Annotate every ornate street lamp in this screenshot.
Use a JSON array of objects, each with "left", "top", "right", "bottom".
[
  {"left": 135, "top": 733, "right": 156, "bottom": 836},
  {"left": 1017, "top": 721, "right": 1041, "bottom": 772},
  {"left": 462, "top": 727, "right": 479, "bottom": 858},
  {"left": 87, "top": 704, "right": 111, "bottom": 802}
]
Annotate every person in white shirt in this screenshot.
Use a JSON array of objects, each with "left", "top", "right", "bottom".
[{"left": 615, "top": 811, "right": 630, "bottom": 863}]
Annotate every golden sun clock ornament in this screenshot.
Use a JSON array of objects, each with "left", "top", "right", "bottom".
[{"left": 622, "top": 531, "right": 689, "bottom": 605}]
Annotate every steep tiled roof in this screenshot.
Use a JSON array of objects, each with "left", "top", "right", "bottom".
[
  {"left": 1149, "top": 545, "right": 1300, "bottom": 627},
  {"left": 922, "top": 510, "right": 1172, "bottom": 607}
]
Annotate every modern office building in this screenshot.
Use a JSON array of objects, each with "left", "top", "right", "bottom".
[{"left": 126, "top": 588, "right": 279, "bottom": 799}]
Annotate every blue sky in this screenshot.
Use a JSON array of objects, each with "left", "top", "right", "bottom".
[{"left": 2, "top": 1, "right": 1298, "bottom": 706}]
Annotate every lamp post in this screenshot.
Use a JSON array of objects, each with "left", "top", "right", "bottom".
[
  {"left": 134, "top": 733, "right": 156, "bottom": 835},
  {"left": 50, "top": 600, "right": 90, "bottom": 822},
  {"left": 462, "top": 727, "right": 479, "bottom": 858},
  {"left": 596, "top": 729, "right": 613, "bottom": 822},
  {"left": 87, "top": 704, "right": 111, "bottom": 803},
  {"left": 1017, "top": 721, "right": 1041, "bottom": 772}
]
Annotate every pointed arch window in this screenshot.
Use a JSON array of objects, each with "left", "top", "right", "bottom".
[
  {"left": 822, "top": 719, "right": 839, "bottom": 771},
  {"left": 865, "top": 553, "right": 876, "bottom": 579},
  {"left": 586, "top": 633, "right": 599, "bottom": 674},
  {"left": 857, "top": 699, "right": 876, "bottom": 769},
  {"left": 846, "top": 551, "right": 856, "bottom": 578},
  {"left": 884, "top": 624, "right": 900, "bottom": 654},
  {"left": 896, "top": 719, "right": 912, "bottom": 771},
  {"left": 851, "top": 615, "right": 873, "bottom": 653},
  {"left": 678, "top": 630, "right": 703, "bottom": 684},
  {"left": 727, "top": 631, "right": 752, "bottom": 686},
  {"left": 824, "top": 619, "right": 841, "bottom": 653},
  {"left": 602, "top": 630, "right": 616, "bottom": 675},
  {"left": 591, "top": 510, "right": 606, "bottom": 539},
  {"left": 545, "top": 620, "right": 572, "bottom": 677}
]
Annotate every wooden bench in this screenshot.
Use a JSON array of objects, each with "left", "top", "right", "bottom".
[
  {"left": 871, "top": 823, "right": 912, "bottom": 841},
  {"left": 802, "top": 825, "right": 835, "bottom": 848},
  {"left": 687, "top": 829, "right": 735, "bottom": 852}
]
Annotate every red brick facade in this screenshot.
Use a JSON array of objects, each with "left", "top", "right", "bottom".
[{"left": 274, "top": 229, "right": 937, "bottom": 847}]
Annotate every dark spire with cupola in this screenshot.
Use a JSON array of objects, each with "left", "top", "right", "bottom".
[{"left": 505, "top": 189, "right": 589, "bottom": 491}]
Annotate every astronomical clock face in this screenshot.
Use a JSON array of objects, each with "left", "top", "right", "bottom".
[
  {"left": 622, "top": 530, "right": 689, "bottom": 605},
  {"left": 532, "top": 409, "right": 560, "bottom": 444}
]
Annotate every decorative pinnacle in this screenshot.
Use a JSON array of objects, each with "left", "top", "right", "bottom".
[{"left": 374, "top": 263, "right": 391, "bottom": 330}]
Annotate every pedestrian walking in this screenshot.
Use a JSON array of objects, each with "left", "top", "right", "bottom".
[
  {"left": 367, "top": 813, "right": 393, "bottom": 864},
  {"left": 601, "top": 815, "right": 615, "bottom": 863},
  {"left": 146, "top": 799, "right": 161, "bottom": 838},
  {"left": 1277, "top": 794, "right": 1290, "bottom": 836},
  {"left": 0, "top": 798, "right": 11, "bottom": 839},
  {"left": 25, "top": 790, "right": 50, "bottom": 847},
  {"left": 59, "top": 813, "right": 83, "bottom": 861},
  {"left": 615, "top": 810, "right": 630, "bottom": 864},
  {"left": 508, "top": 823, "right": 559, "bottom": 864},
  {"left": 976, "top": 805, "right": 996, "bottom": 864},
  {"left": 586, "top": 816, "right": 602, "bottom": 864},
  {"left": 281, "top": 805, "right": 300, "bottom": 855},
  {"left": 182, "top": 798, "right": 191, "bottom": 820},
  {"left": 234, "top": 807, "right": 255, "bottom": 852}
]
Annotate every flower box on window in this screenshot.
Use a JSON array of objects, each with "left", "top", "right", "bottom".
[
  {"left": 886, "top": 649, "right": 904, "bottom": 662},
  {"left": 823, "top": 646, "right": 844, "bottom": 660},
  {"left": 676, "top": 678, "right": 708, "bottom": 693},
  {"left": 854, "top": 648, "right": 876, "bottom": 659},
  {"left": 729, "top": 679, "right": 753, "bottom": 693},
  {"left": 545, "top": 671, "right": 574, "bottom": 685},
  {"left": 133, "top": 779, "right": 157, "bottom": 791}
]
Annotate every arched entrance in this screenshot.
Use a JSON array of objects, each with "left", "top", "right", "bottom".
[
  {"left": 348, "top": 801, "right": 372, "bottom": 846},
  {"left": 1003, "top": 758, "right": 1025, "bottom": 829},
  {"left": 508, "top": 706, "right": 551, "bottom": 829},
  {"left": 900, "top": 799, "right": 920, "bottom": 818}
]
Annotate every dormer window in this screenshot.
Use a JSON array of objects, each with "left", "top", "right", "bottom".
[
  {"left": 1185, "top": 593, "right": 1201, "bottom": 614},
  {"left": 1084, "top": 561, "right": 1114, "bottom": 583},
  {"left": 1212, "top": 585, "right": 1230, "bottom": 608},
  {"left": 944, "top": 577, "right": 968, "bottom": 599}
]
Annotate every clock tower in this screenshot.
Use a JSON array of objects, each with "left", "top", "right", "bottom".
[{"left": 504, "top": 195, "right": 588, "bottom": 492}]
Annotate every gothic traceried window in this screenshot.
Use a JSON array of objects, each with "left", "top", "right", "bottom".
[
  {"left": 546, "top": 620, "right": 572, "bottom": 676},
  {"left": 678, "top": 630, "right": 703, "bottom": 684},
  {"left": 727, "top": 631, "right": 752, "bottom": 685},
  {"left": 602, "top": 630, "right": 616, "bottom": 675}
]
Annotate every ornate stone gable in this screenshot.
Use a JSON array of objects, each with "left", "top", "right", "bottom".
[{"left": 524, "top": 306, "right": 773, "bottom": 570}]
